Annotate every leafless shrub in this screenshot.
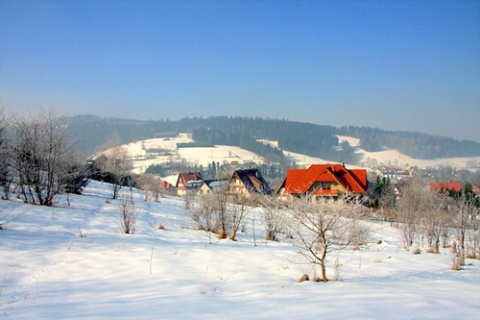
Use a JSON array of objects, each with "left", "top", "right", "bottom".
[
  {"left": 441, "top": 226, "right": 450, "bottom": 249},
  {"left": 0, "top": 108, "right": 13, "bottom": 200},
  {"left": 411, "top": 247, "right": 421, "bottom": 255},
  {"left": 465, "top": 203, "right": 480, "bottom": 260},
  {"left": 451, "top": 240, "right": 463, "bottom": 271},
  {"left": 285, "top": 195, "right": 367, "bottom": 282},
  {"left": 257, "top": 194, "right": 285, "bottom": 241},
  {"left": 229, "top": 195, "right": 249, "bottom": 241},
  {"left": 190, "top": 191, "right": 230, "bottom": 239},
  {"left": 421, "top": 192, "right": 450, "bottom": 254},
  {"left": 396, "top": 177, "right": 424, "bottom": 249},
  {"left": 118, "top": 190, "right": 136, "bottom": 234},
  {"left": 139, "top": 174, "right": 162, "bottom": 202},
  {"left": 97, "top": 132, "right": 133, "bottom": 200},
  {"left": 10, "top": 108, "right": 79, "bottom": 206},
  {"left": 212, "top": 191, "right": 229, "bottom": 239},
  {"left": 451, "top": 192, "right": 478, "bottom": 266},
  {"left": 333, "top": 257, "right": 341, "bottom": 281},
  {"left": 193, "top": 193, "right": 216, "bottom": 232},
  {"left": 348, "top": 220, "right": 370, "bottom": 248}
]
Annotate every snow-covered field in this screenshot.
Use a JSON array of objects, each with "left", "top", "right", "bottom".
[
  {"left": 1, "top": 181, "right": 479, "bottom": 319},
  {"left": 102, "top": 133, "right": 480, "bottom": 175}
]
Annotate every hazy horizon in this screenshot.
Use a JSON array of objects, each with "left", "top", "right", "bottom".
[{"left": 1, "top": 0, "right": 479, "bottom": 142}]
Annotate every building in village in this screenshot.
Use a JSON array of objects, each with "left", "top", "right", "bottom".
[
  {"left": 175, "top": 172, "right": 203, "bottom": 196},
  {"left": 226, "top": 168, "right": 271, "bottom": 197},
  {"left": 276, "top": 163, "right": 368, "bottom": 203}
]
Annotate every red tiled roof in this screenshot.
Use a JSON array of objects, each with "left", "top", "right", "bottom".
[
  {"left": 176, "top": 172, "right": 202, "bottom": 188},
  {"left": 430, "top": 182, "right": 462, "bottom": 193},
  {"left": 282, "top": 164, "right": 367, "bottom": 195}
]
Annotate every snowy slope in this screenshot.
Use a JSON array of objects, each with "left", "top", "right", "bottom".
[
  {"left": 97, "top": 134, "right": 480, "bottom": 175},
  {"left": 1, "top": 181, "right": 479, "bottom": 319}
]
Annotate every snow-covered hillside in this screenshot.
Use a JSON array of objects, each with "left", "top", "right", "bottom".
[
  {"left": 1, "top": 181, "right": 479, "bottom": 319},
  {"left": 103, "top": 133, "right": 480, "bottom": 175},
  {"left": 100, "top": 133, "right": 265, "bottom": 175}
]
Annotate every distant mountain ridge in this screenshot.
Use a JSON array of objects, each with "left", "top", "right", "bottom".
[{"left": 66, "top": 115, "right": 480, "bottom": 162}]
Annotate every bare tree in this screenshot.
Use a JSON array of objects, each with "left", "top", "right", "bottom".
[
  {"left": 421, "top": 191, "right": 449, "bottom": 254},
  {"left": 286, "top": 196, "right": 366, "bottom": 282},
  {"left": 229, "top": 195, "right": 249, "bottom": 241},
  {"left": 0, "top": 108, "right": 13, "bottom": 200},
  {"left": 467, "top": 213, "right": 480, "bottom": 260},
  {"left": 10, "top": 109, "right": 77, "bottom": 206},
  {"left": 118, "top": 190, "right": 136, "bottom": 234},
  {"left": 190, "top": 190, "right": 230, "bottom": 239},
  {"left": 396, "top": 177, "right": 424, "bottom": 249},
  {"left": 193, "top": 193, "right": 216, "bottom": 232},
  {"left": 183, "top": 187, "right": 197, "bottom": 212},
  {"left": 139, "top": 174, "right": 161, "bottom": 202},
  {"left": 212, "top": 190, "right": 229, "bottom": 239},
  {"left": 451, "top": 191, "right": 479, "bottom": 266},
  {"left": 97, "top": 132, "right": 132, "bottom": 199},
  {"left": 258, "top": 195, "right": 285, "bottom": 242}
]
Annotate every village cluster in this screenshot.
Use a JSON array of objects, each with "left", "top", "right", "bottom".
[{"left": 173, "top": 164, "right": 367, "bottom": 203}]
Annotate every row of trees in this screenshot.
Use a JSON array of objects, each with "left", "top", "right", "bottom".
[
  {"left": 183, "top": 174, "right": 479, "bottom": 281},
  {"left": 0, "top": 108, "right": 137, "bottom": 207},
  {"left": 0, "top": 108, "right": 86, "bottom": 206},
  {"left": 65, "top": 115, "right": 480, "bottom": 163},
  {"left": 2, "top": 109, "right": 478, "bottom": 280},
  {"left": 338, "top": 125, "right": 480, "bottom": 159},
  {"left": 67, "top": 115, "right": 361, "bottom": 164},
  {"left": 184, "top": 189, "right": 369, "bottom": 282},
  {"left": 375, "top": 176, "right": 480, "bottom": 268}
]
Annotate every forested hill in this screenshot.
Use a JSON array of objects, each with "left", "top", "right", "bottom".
[
  {"left": 67, "top": 115, "right": 480, "bottom": 162},
  {"left": 338, "top": 126, "right": 480, "bottom": 159}
]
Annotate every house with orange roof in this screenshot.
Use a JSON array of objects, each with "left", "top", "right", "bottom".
[
  {"left": 429, "top": 182, "right": 462, "bottom": 193},
  {"left": 276, "top": 163, "right": 368, "bottom": 203}
]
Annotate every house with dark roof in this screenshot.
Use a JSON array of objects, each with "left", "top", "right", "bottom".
[
  {"left": 276, "top": 164, "right": 368, "bottom": 203},
  {"left": 175, "top": 172, "right": 203, "bottom": 196},
  {"left": 226, "top": 169, "right": 271, "bottom": 197}
]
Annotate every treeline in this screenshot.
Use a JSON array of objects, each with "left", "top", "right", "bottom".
[
  {"left": 182, "top": 116, "right": 350, "bottom": 163},
  {"left": 67, "top": 115, "right": 480, "bottom": 161},
  {"left": 145, "top": 159, "right": 289, "bottom": 184},
  {"left": 339, "top": 126, "right": 480, "bottom": 159}
]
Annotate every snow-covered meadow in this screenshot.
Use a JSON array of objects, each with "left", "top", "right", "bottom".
[
  {"left": 1, "top": 181, "right": 479, "bottom": 319},
  {"left": 102, "top": 133, "right": 480, "bottom": 176}
]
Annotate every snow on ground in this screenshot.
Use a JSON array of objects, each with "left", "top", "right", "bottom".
[
  {"left": 358, "top": 148, "right": 480, "bottom": 170},
  {"left": 99, "top": 133, "right": 480, "bottom": 175},
  {"left": 337, "top": 135, "right": 361, "bottom": 147},
  {"left": 1, "top": 181, "right": 479, "bottom": 319},
  {"left": 177, "top": 145, "right": 262, "bottom": 167},
  {"left": 113, "top": 134, "right": 265, "bottom": 175}
]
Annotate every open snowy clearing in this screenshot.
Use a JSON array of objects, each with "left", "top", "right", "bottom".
[
  {"left": 1, "top": 181, "right": 479, "bottom": 319},
  {"left": 100, "top": 134, "right": 480, "bottom": 175}
]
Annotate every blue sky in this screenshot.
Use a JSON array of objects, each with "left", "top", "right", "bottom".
[{"left": 1, "top": 0, "right": 479, "bottom": 142}]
